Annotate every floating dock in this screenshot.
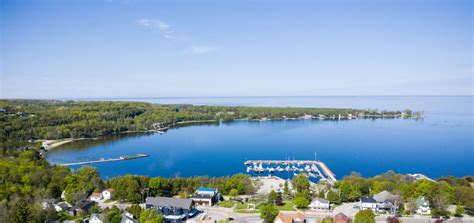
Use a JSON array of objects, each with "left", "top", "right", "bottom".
[
  {"left": 59, "top": 154, "right": 149, "bottom": 166},
  {"left": 244, "top": 159, "right": 337, "bottom": 184}
]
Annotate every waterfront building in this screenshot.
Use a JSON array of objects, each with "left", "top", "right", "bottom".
[
  {"left": 359, "top": 196, "right": 377, "bottom": 211},
  {"left": 102, "top": 188, "right": 114, "bottom": 200},
  {"left": 274, "top": 212, "right": 307, "bottom": 223},
  {"left": 414, "top": 196, "right": 431, "bottom": 214},
  {"left": 308, "top": 198, "right": 330, "bottom": 210},
  {"left": 90, "top": 192, "right": 103, "bottom": 201},
  {"left": 89, "top": 213, "right": 105, "bottom": 223},
  {"left": 334, "top": 213, "right": 352, "bottom": 223},
  {"left": 191, "top": 187, "right": 220, "bottom": 206},
  {"left": 121, "top": 212, "right": 138, "bottom": 223},
  {"left": 145, "top": 197, "right": 197, "bottom": 222}
]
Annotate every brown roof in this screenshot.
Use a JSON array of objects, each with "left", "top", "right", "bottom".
[
  {"left": 276, "top": 212, "right": 305, "bottom": 223},
  {"left": 335, "top": 213, "right": 351, "bottom": 223},
  {"left": 105, "top": 188, "right": 114, "bottom": 192},
  {"left": 91, "top": 192, "right": 102, "bottom": 198}
]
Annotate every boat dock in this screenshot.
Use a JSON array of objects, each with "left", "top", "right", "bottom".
[
  {"left": 244, "top": 159, "right": 337, "bottom": 184},
  {"left": 59, "top": 154, "right": 149, "bottom": 166}
]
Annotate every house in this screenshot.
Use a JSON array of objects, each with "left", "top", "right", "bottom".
[
  {"left": 121, "top": 212, "right": 138, "bottom": 223},
  {"left": 41, "top": 199, "right": 56, "bottom": 210},
  {"left": 191, "top": 187, "right": 220, "bottom": 206},
  {"left": 90, "top": 192, "right": 103, "bottom": 201},
  {"left": 89, "top": 213, "right": 105, "bottom": 223},
  {"left": 415, "top": 196, "right": 431, "bottom": 214},
  {"left": 373, "top": 190, "right": 397, "bottom": 212},
  {"left": 308, "top": 198, "right": 330, "bottom": 210},
  {"left": 102, "top": 188, "right": 114, "bottom": 200},
  {"left": 145, "top": 197, "right": 197, "bottom": 222},
  {"left": 359, "top": 196, "right": 377, "bottom": 211},
  {"left": 334, "top": 213, "right": 352, "bottom": 223},
  {"left": 71, "top": 200, "right": 96, "bottom": 216},
  {"left": 274, "top": 212, "right": 306, "bottom": 223},
  {"left": 54, "top": 202, "right": 70, "bottom": 212}
]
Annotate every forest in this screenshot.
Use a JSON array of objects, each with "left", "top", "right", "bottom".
[{"left": 0, "top": 99, "right": 416, "bottom": 155}]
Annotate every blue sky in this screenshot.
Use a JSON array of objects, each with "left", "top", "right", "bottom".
[{"left": 1, "top": 0, "right": 472, "bottom": 98}]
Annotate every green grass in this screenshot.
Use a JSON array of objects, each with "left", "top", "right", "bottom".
[
  {"left": 218, "top": 200, "right": 235, "bottom": 208},
  {"left": 275, "top": 201, "right": 296, "bottom": 211}
]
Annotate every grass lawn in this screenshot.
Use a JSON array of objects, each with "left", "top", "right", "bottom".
[
  {"left": 276, "top": 201, "right": 296, "bottom": 211},
  {"left": 218, "top": 200, "right": 235, "bottom": 208}
]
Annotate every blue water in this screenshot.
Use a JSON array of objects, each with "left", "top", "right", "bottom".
[{"left": 47, "top": 96, "right": 474, "bottom": 179}]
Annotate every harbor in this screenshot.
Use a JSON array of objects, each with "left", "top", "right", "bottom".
[
  {"left": 244, "top": 159, "right": 337, "bottom": 184},
  {"left": 58, "top": 154, "right": 149, "bottom": 166}
]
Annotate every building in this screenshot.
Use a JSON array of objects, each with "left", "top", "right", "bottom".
[
  {"left": 334, "top": 213, "right": 352, "bottom": 223},
  {"left": 102, "top": 188, "right": 114, "bottom": 200},
  {"left": 415, "top": 196, "right": 431, "bottom": 214},
  {"left": 373, "top": 190, "right": 397, "bottom": 212},
  {"left": 191, "top": 187, "right": 220, "bottom": 206},
  {"left": 70, "top": 200, "right": 96, "bottom": 216},
  {"left": 90, "top": 192, "right": 103, "bottom": 201},
  {"left": 274, "top": 212, "right": 306, "bottom": 223},
  {"left": 359, "top": 196, "right": 377, "bottom": 211},
  {"left": 308, "top": 198, "right": 330, "bottom": 210},
  {"left": 121, "top": 212, "right": 138, "bottom": 223},
  {"left": 145, "top": 197, "right": 197, "bottom": 222},
  {"left": 54, "top": 202, "right": 70, "bottom": 212},
  {"left": 89, "top": 213, "right": 105, "bottom": 223}
]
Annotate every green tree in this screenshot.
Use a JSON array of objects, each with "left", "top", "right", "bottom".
[
  {"left": 229, "top": 188, "right": 239, "bottom": 198},
  {"left": 139, "top": 209, "right": 165, "bottom": 223},
  {"left": 10, "top": 200, "right": 33, "bottom": 223},
  {"left": 127, "top": 204, "right": 143, "bottom": 219},
  {"left": 454, "top": 206, "right": 464, "bottom": 217},
  {"left": 259, "top": 204, "right": 279, "bottom": 223},
  {"left": 268, "top": 190, "right": 277, "bottom": 204},
  {"left": 292, "top": 173, "right": 310, "bottom": 193},
  {"left": 294, "top": 193, "right": 310, "bottom": 209},
  {"left": 284, "top": 180, "right": 290, "bottom": 195},
  {"left": 326, "top": 190, "right": 341, "bottom": 204},
  {"left": 354, "top": 209, "right": 375, "bottom": 223}
]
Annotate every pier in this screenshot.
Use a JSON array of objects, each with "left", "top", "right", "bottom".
[
  {"left": 59, "top": 154, "right": 149, "bottom": 166},
  {"left": 244, "top": 159, "right": 337, "bottom": 184}
]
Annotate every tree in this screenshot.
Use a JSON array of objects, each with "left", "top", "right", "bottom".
[
  {"left": 284, "top": 180, "right": 290, "bottom": 195},
  {"left": 127, "top": 204, "right": 143, "bottom": 219},
  {"left": 405, "top": 199, "right": 417, "bottom": 214},
  {"left": 229, "top": 188, "right": 239, "bottom": 199},
  {"left": 275, "top": 191, "right": 283, "bottom": 206},
  {"left": 320, "top": 216, "right": 334, "bottom": 223},
  {"left": 10, "top": 200, "right": 33, "bottom": 223},
  {"left": 354, "top": 209, "right": 375, "bottom": 223},
  {"left": 268, "top": 190, "right": 277, "bottom": 204},
  {"left": 294, "top": 193, "right": 310, "bottom": 209},
  {"left": 139, "top": 209, "right": 165, "bottom": 223},
  {"left": 326, "top": 190, "right": 341, "bottom": 204},
  {"left": 292, "top": 173, "right": 310, "bottom": 193},
  {"left": 454, "top": 205, "right": 464, "bottom": 217},
  {"left": 259, "top": 204, "right": 279, "bottom": 223}
]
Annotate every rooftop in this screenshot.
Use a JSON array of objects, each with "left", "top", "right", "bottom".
[{"left": 146, "top": 197, "right": 194, "bottom": 210}]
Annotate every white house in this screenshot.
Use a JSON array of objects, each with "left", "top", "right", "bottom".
[
  {"left": 191, "top": 187, "right": 220, "bottom": 206},
  {"left": 90, "top": 192, "right": 103, "bottom": 201},
  {"left": 121, "top": 212, "right": 138, "bottom": 223},
  {"left": 102, "top": 188, "right": 114, "bottom": 200},
  {"left": 308, "top": 198, "right": 330, "bottom": 210},
  {"left": 89, "top": 213, "right": 105, "bottom": 223},
  {"left": 415, "top": 196, "right": 431, "bottom": 214},
  {"left": 359, "top": 196, "right": 377, "bottom": 211}
]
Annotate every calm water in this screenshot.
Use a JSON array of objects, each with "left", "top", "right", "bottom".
[{"left": 47, "top": 96, "right": 474, "bottom": 179}]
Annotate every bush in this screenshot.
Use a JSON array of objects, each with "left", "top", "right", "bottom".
[{"left": 354, "top": 209, "right": 375, "bottom": 223}]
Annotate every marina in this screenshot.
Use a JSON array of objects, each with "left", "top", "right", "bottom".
[
  {"left": 58, "top": 154, "right": 149, "bottom": 166},
  {"left": 244, "top": 159, "right": 337, "bottom": 184}
]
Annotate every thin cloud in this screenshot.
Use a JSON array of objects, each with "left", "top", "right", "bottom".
[
  {"left": 190, "top": 45, "right": 217, "bottom": 54},
  {"left": 136, "top": 18, "right": 174, "bottom": 39}
]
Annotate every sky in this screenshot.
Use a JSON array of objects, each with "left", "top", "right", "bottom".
[{"left": 1, "top": 0, "right": 472, "bottom": 99}]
